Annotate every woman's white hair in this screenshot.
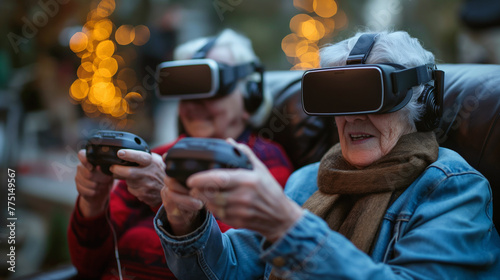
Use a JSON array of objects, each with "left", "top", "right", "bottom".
[
  {"left": 174, "top": 29, "right": 272, "bottom": 128},
  {"left": 319, "top": 31, "right": 436, "bottom": 128}
]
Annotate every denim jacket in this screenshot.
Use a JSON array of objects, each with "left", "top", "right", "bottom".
[{"left": 155, "top": 148, "right": 500, "bottom": 279}]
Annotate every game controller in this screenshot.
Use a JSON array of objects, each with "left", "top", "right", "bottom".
[
  {"left": 164, "top": 137, "right": 253, "bottom": 186},
  {"left": 86, "top": 130, "right": 151, "bottom": 175}
]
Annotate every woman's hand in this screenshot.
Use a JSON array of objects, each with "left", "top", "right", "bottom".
[
  {"left": 75, "top": 149, "right": 114, "bottom": 217},
  {"left": 111, "top": 150, "right": 166, "bottom": 208},
  {"left": 188, "top": 138, "right": 304, "bottom": 242},
  {"left": 161, "top": 176, "right": 205, "bottom": 236}
]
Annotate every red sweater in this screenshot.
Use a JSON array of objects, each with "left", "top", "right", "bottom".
[{"left": 68, "top": 131, "right": 292, "bottom": 279}]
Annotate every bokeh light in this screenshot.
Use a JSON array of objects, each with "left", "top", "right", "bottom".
[
  {"left": 283, "top": 0, "right": 345, "bottom": 69},
  {"left": 95, "top": 40, "right": 115, "bottom": 59},
  {"left": 98, "top": 57, "right": 118, "bottom": 77},
  {"left": 69, "top": 0, "right": 150, "bottom": 119},
  {"left": 133, "top": 25, "right": 150, "bottom": 46},
  {"left": 70, "top": 79, "right": 90, "bottom": 100},
  {"left": 293, "top": 0, "right": 314, "bottom": 13},
  {"left": 281, "top": 33, "right": 301, "bottom": 57},
  {"left": 115, "top": 25, "right": 135, "bottom": 45},
  {"left": 69, "top": 32, "right": 88, "bottom": 53},
  {"left": 313, "top": 0, "right": 337, "bottom": 18},
  {"left": 93, "top": 19, "right": 113, "bottom": 41}
]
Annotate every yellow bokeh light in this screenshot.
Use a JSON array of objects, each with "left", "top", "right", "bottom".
[
  {"left": 96, "top": 0, "right": 116, "bottom": 18},
  {"left": 313, "top": 0, "right": 338, "bottom": 18},
  {"left": 95, "top": 40, "right": 115, "bottom": 59},
  {"left": 301, "top": 19, "right": 325, "bottom": 41},
  {"left": 86, "top": 40, "right": 96, "bottom": 53},
  {"left": 111, "top": 99, "right": 128, "bottom": 118},
  {"left": 281, "top": 33, "right": 301, "bottom": 57},
  {"left": 295, "top": 40, "right": 310, "bottom": 57},
  {"left": 81, "top": 61, "right": 94, "bottom": 73},
  {"left": 290, "top": 14, "right": 313, "bottom": 37},
  {"left": 293, "top": 0, "right": 314, "bottom": 13},
  {"left": 101, "top": 95, "right": 121, "bottom": 115},
  {"left": 92, "top": 72, "right": 112, "bottom": 84},
  {"left": 133, "top": 25, "right": 150, "bottom": 46},
  {"left": 98, "top": 57, "right": 118, "bottom": 77},
  {"left": 124, "top": 92, "right": 143, "bottom": 101},
  {"left": 319, "top": 17, "right": 336, "bottom": 34},
  {"left": 71, "top": 0, "right": 149, "bottom": 118},
  {"left": 90, "top": 82, "right": 116, "bottom": 105},
  {"left": 291, "top": 62, "right": 315, "bottom": 70},
  {"left": 115, "top": 25, "right": 135, "bottom": 45},
  {"left": 70, "top": 79, "right": 89, "bottom": 100},
  {"left": 82, "top": 20, "right": 96, "bottom": 35},
  {"left": 82, "top": 99, "right": 98, "bottom": 113},
  {"left": 70, "top": 32, "right": 88, "bottom": 53},
  {"left": 93, "top": 19, "right": 113, "bottom": 41},
  {"left": 77, "top": 64, "right": 93, "bottom": 81},
  {"left": 124, "top": 92, "right": 143, "bottom": 113},
  {"left": 299, "top": 50, "right": 320, "bottom": 64}
]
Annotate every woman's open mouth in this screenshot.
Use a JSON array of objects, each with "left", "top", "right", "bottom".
[{"left": 350, "top": 134, "right": 374, "bottom": 141}]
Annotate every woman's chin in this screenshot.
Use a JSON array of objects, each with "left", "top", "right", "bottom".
[
  {"left": 186, "top": 125, "right": 215, "bottom": 138},
  {"left": 345, "top": 152, "right": 380, "bottom": 169}
]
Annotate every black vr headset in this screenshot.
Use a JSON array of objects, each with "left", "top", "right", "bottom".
[
  {"left": 155, "top": 35, "right": 264, "bottom": 113},
  {"left": 301, "top": 33, "right": 444, "bottom": 131}
]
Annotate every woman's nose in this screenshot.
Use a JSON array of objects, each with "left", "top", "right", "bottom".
[{"left": 344, "top": 114, "right": 367, "bottom": 122}]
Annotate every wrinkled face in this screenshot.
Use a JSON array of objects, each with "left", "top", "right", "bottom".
[
  {"left": 334, "top": 111, "right": 415, "bottom": 169},
  {"left": 179, "top": 46, "right": 249, "bottom": 139}
]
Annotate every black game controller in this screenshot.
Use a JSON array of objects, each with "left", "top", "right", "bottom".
[
  {"left": 86, "top": 130, "right": 151, "bottom": 175},
  {"left": 164, "top": 137, "right": 252, "bottom": 186}
]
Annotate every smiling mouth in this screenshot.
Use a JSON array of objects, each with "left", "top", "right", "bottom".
[{"left": 350, "top": 134, "right": 373, "bottom": 141}]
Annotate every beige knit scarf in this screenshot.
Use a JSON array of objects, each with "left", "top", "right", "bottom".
[{"left": 269, "top": 132, "right": 438, "bottom": 280}]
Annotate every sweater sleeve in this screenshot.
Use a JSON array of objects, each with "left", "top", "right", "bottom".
[
  {"left": 67, "top": 196, "right": 114, "bottom": 278},
  {"left": 67, "top": 180, "right": 148, "bottom": 277},
  {"left": 251, "top": 137, "right": 293, "bottom": 188}
]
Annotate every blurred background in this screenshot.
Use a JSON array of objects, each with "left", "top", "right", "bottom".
[{"left": 0, "top": 0, "right": 499, "bottom": 277}]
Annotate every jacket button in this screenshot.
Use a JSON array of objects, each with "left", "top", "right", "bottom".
[{"left": 272, "top": 257, "right": 286, "bottom": 267}]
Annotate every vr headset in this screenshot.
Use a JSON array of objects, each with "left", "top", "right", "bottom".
[
  {"left": 155, "top": 59, "right": 263, "bottom": 100},
  {"left": 301, "top": 33, "right": 444, "bottom": 121},
  {"left": 155, "top": 35, "right": 264, "bottom": 101}
]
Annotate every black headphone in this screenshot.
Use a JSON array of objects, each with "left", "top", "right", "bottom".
[
  {"left": 192, "top": 34, "right": 264, "bottom": 114},
  {"left": 416, "top": 69, "right": 444, "bottom": 131}
]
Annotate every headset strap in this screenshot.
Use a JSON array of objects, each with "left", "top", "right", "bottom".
[
  {"left": 219, "top": 62, "right": 263, "bottom": 92},
  {"left": 192, "top": 35, "right": 220, "bottom": 59},
  {"left": 346, "top": 33, "right": 378, "bottom": 65},
  {"left": 391, "top": 64, "right": 435, "bottom": 94}
]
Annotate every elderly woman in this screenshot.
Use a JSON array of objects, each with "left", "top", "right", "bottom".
[
  {"left": 154, "top": 31, "right": 500, "bottom": 279},
  {"left": 67, "top": 29, "right": 292, "bottom": 279}
]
